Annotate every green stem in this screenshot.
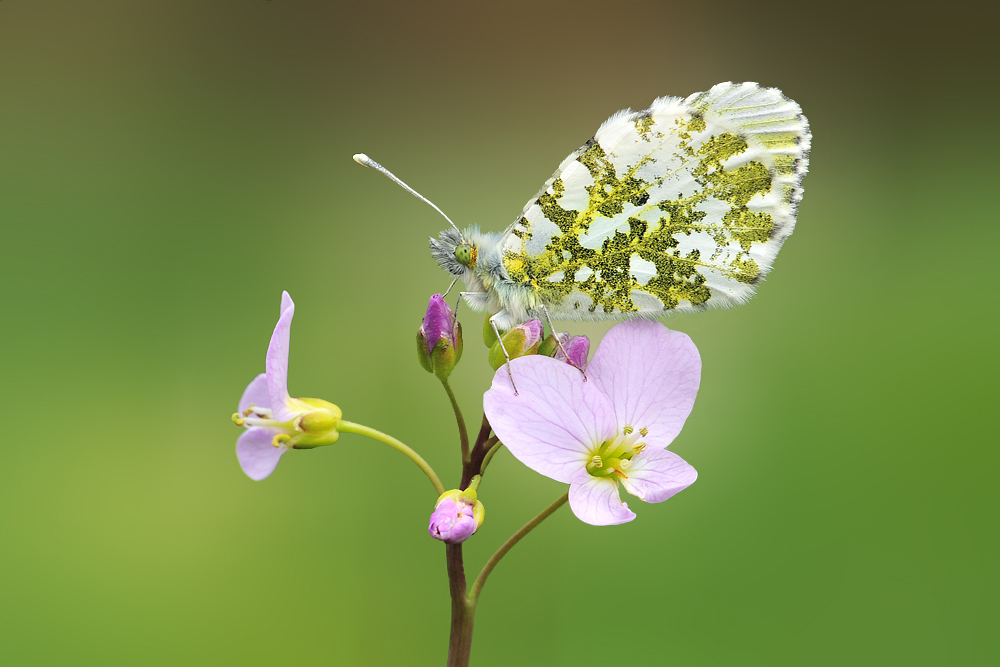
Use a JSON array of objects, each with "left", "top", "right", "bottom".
[
  {"left": 441, "top": 380, "right": 470, "bottom": 464},
  {"left": 479, "top": 439, "right": 502, "bottom": 475},
  {"left": 467, "top": 491, "right": 569, "bottom": 606},
  {"left": 338, "top": 420, "right": 445, "bottom": 495}
]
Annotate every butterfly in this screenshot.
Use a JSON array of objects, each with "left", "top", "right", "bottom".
[{"left": 356, "top": 81, "right": 810, "bottom": 364}]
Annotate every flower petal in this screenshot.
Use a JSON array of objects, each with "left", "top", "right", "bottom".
[
  {"left": 620, "top": 447, "right": 697, "bottom": 503},
  {"left": 587, "top": 320, "right": 701, "bottom": 448},
  {"left": 266, "top": 291, "right": 296, "bottom": 421},
  {"left": 236, "top": 427, "right": 289, "bottom": 481},
  {"left": 237, "top": 373, "right": 271, "bottom": 415},
  {"left": 484, "top": 355, "right": 616, "bottom": 484},
  {"left": 568, "top": 472, "right": 635, "bottom": 525}
]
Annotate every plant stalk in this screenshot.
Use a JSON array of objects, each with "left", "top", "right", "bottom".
[{"left": 445, "top": 544, "right": 475, "bottom": 667}]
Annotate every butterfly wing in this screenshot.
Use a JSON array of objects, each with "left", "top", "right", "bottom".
[{"left": 500, "top": 82, "right": 810, "bottom": 319}]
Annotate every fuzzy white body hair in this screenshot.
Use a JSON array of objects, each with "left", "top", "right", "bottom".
[{"left": 456, "top": 227, "right": 538, "bottom": 330}]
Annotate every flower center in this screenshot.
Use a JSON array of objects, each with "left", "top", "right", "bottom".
[
  {"left": 232, "top": 399, "right": 341, "bottom": 449},
  {"left": 586, "top": 425, "right": 648, "bottom": 479}
]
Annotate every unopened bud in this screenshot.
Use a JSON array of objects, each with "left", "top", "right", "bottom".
[
  {"left": 416, "top": 295, "right": 463, "bottom": 381},
  {"left": 488, "top": 319, "right": 543, "bottom": 370},
  {"left": 554, "top": 333, "right": 590, "bottom": 368},
  {"left": 428, "top": 488, "right": 486, "bottom": 544}
]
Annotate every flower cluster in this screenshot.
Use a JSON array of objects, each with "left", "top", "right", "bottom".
[
  {"left": 234, "top": 293, "right": 701, "bottom": 526},
  {"left": 232, "top": 288, "right": 704, "bottom": 667}
]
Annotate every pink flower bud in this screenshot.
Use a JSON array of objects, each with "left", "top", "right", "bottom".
[
  {"left": 554, "top": 333, "right": 590, "bottom": 368},
  {"left": 428, "top": 488, "right": 486, "bottom": 544},
  {"left": 428, "top": 497, "right": 478, "bottom": 544},
  {"left": 416, "top": 295, "right": 463, "bottom": 380}
]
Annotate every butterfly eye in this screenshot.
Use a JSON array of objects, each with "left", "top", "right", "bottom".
[{"left": 454, "top": 244, "right": 475, "bottom": 267}]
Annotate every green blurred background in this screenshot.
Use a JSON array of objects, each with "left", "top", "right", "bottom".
[{"left": 1, "top": 1, "right": 996, "bottom": 665}]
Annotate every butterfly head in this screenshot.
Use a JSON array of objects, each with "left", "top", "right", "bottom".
[{"left": 430, "top": 227, "right": 478, "bottom": 277}]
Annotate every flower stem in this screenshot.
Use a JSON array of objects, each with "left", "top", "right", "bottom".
[
  {"left": 445, "top": 544, "right": 475, "bottom": 667},
  {"left": 338, "top": 420, "right": 445, "bottom": 495},
  {"left": 467, "top": 491, "right": 569, "bottom": 606},
  {"left": 441, "top": 380, "right": 470, "bottom": 464},
  {"left": 479, "top": 438, "right": 502, "bottom": 475}
]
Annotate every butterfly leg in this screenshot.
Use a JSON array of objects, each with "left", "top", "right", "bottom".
[
  {"left": 442, "top": 276, "right": 459, "bottom": 298},
  {"left": 539, "top": 304, "right": 587, "bottom": 381},
  {"left": 489, "top": 312, "right": 519, "bottom": 396},
  {"left": 451, "top": 289, "right": 464, "bottom": 344}
]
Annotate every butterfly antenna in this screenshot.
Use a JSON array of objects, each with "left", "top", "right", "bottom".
[{"left": 353, "top": 153, "right": 461, "bottom": 234}]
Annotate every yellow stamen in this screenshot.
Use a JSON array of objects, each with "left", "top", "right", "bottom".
[
  {"left": 591, "top": 455, "right": 603, "bottom": 468},
  {"left": 632, "top": 442, "right": 646, "bottom": 454},
  {"left": 623, "top": 425, "right": 634, "bottom": 435},
  {"left": 639, "top": 427, "right": 648, "bottom": 437},
  {"left": 272, "top": 433, "right": 291, "bottom": 448},
  {"left": 231, "top": 413, "right": 245, "bottom": 426}
]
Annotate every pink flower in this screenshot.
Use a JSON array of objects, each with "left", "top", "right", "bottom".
[
  {"left": 483, "top": 320, "right": 700, "bottom": 525},
  {"left": 234, "top": 292, "right": 341, "bottom": 481}
]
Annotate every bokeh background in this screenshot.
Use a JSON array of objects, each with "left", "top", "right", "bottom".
[{"left": 1, "top": 1, "right": 996, "bottom": 665}]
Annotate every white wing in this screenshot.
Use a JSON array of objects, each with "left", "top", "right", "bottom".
[{"left": 500, "top": 82, "right": 810, "bottom": 319}]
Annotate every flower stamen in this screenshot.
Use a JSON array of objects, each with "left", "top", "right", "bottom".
[
  {"left": 231, "top": 412, "right": 246, "bottom": 426},
  {"left": 272, "top": 433, "right": 292, "bottom": 448},
  {"left": 243, "top": 404, "right": 273, "bottom": 419}
]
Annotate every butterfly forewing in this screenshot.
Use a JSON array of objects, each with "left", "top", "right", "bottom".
[{"left": 500, "top": 82, "right": 810, "bottom": 320}]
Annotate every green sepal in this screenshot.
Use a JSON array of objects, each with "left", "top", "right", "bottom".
[
  {"left": 538, "top": 333, "right": 559, "bottom": 358},
  {"left": 488, "top": 329, "right": 540, "bottom": 371},
  {"left": 298, "top": 409, "right": 339, "bottom": 434},
  {"left": 483, "top": 316, "right": 499, "bottom": 348},
  {"left": 431, "top": 321, "right": 463, "bottom": 382},
  {"left": 292, "top": 430, "right": 340, "bottom": 449},
  {"left": 416, "top": 331, "right": 433, "bottom": 373}
]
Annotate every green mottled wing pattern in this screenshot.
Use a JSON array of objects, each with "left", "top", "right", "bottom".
[{"left": 500, "top": 82, "right": 810, "bottom": 319}]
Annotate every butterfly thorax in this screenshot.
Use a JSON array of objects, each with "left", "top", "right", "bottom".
[{"left": 430, "top": 226, "right": 540, "bottom": 325}]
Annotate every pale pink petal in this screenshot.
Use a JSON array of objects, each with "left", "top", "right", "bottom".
[
  {"left": 568, "top": 471, "right": 635, "bottom": 526},
  {"left": 587, "top": 320, "right": 701, "bottom": 448},
  {"left": 620, "top": 447, "right": 697, "bottom": 503},
  {"left": 237, "top": 373, "right": 271, "bottom": 415},
  {"left": 484, "top": 355, "right": 616, "bottom": 484},
  {"left": 236, "top": 427, "right": 289, "bottom": 481},
  {"left": 266, "top": 292, "right": 296, "bottom": 421}
]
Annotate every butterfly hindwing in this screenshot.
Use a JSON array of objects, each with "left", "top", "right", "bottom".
[{"left": 500, "top": 82, "right": 810, "bottom": 320}]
